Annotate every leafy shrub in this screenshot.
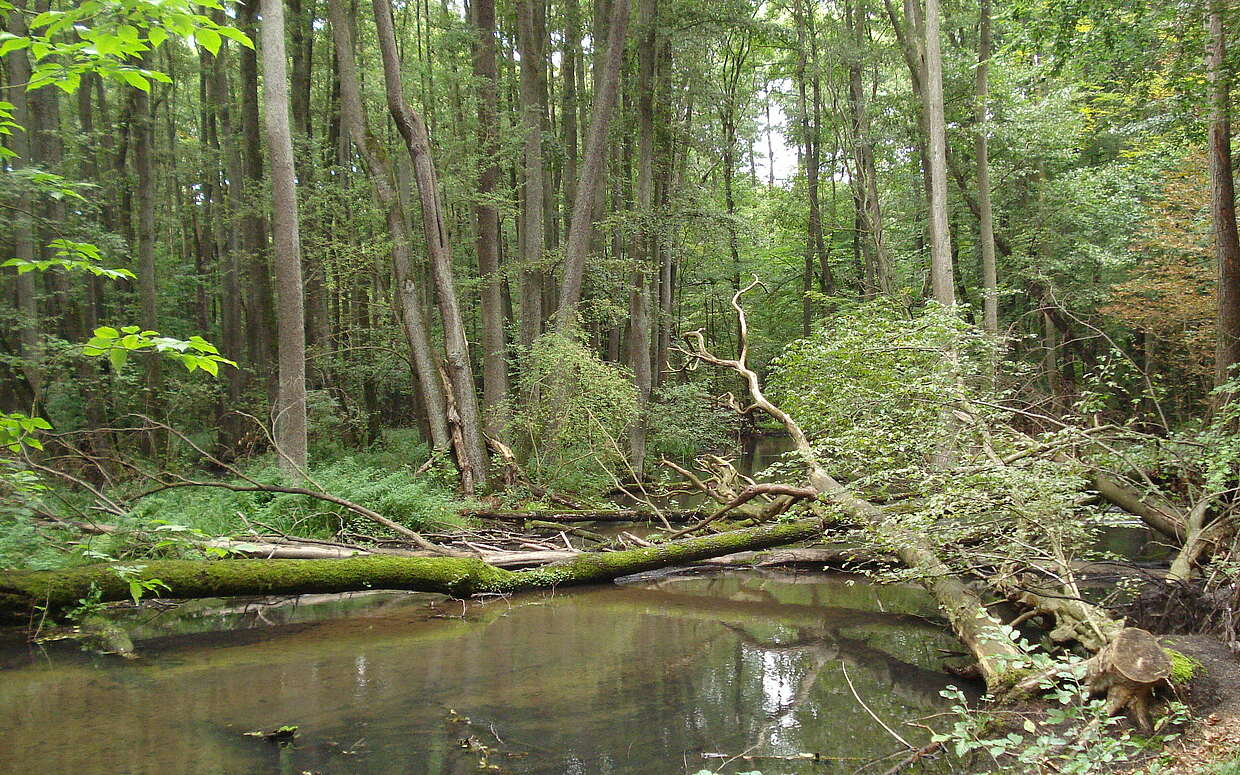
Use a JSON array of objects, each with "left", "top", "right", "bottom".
[{"left": 509, "top": 333, "right": 639, "bottom": 495}]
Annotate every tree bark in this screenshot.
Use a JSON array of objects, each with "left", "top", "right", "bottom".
[
  {"left": 4, "top": 1, "right": 41, "bottom": 403},
  {"left": 516, "top": 0, "right": 546, "bottom": 352},
  {"left": 209, "top": 35, "right": 249, "bottom": 458},
  {"left": 628, "top": 0, "right": 657, "bottom": 472},
  {"left": 131, "top": 55, "right": 162, "bottom": 454},
  {"left": 975, "top": 0, "right": 998, "bottom": 335},
  {"left": 554, "top": 0, "right": 632, "bottom": 332},
  {"left": 924, "top": 0, "right": 954, "bottom": 306},
  {"left": 372, "top": 0, "right": 490, "bottom": 491},
  {"left": 238, "top": 1, "right": 278, "bottom": 398},
  {"left": 471, "top": 0, "right": 511, "bottom": 436},
  {"left": 327, "top": 0, "right": 452, "bottom": 456},
  {"left": 1208, "top": 0, "right": 1240, "bottom": 403},
  {"left": 260, "top": 0, "right": 310, "bottom": 475}
]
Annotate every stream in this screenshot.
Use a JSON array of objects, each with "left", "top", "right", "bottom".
[{"left": 1, "top": 571, "right": 964, "bottom": 774}]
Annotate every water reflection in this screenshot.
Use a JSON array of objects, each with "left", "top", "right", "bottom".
[{"left": 0, "top": 572, "right": 966, "bottom": 774}]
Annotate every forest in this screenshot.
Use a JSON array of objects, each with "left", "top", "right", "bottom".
[{"left": 2, "top": 0, "right": 1240, "bottom": 772}]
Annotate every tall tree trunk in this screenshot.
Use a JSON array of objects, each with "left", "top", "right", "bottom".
[
  {"left": 846, "top": 0, "right": 892, "bottom": 295},
  {"left": 211, "top": 42, "right": 249, "bottom": 459},
  {"left": 327, "top": 0, "right": 452, "bottom": 456},
  {"left": 3, "top": 2, "right": 41, "bottom": 404},
  {"left": 372, "top": 0, "right": 490, "bottom": 492},
  {"left": 975, "top": 0, "right": 998, "bottom": 335},
  {"left": 804, "top": 2, "right": 830, "bottom": 298},
  {"left": 554, "top": 0, "right": 632, "bottom": 332},
  {"left": 924, "top": 0, "right": 955, "bottom": 306},
  {"left": 75, "top": 73, "right": 111, "bottom": 452},
  {"left": 562, "top": 0, "right": 581, "bottom": 242},
  {"left": 132, "top": 57, "right": 162, "bottom": 453},
  {"left": 653, "top": 41, "right": 676, "bottom": 386},
  {"left": 516, "top": 0, "right": 545, "bottom": 352},
  {"left": 628, "top": 0, "right": 657, "bottom": 472},
  {"left": 471, "top": 0, "right": 511, "bottom": 436},
  {"left": 239, "top": 1, "right": 278, "bottom": 400},
  {"left": 260, "top": 0, "right": 310, "bottom": 475},
  {"left": 1208, "top": 0, "right": 1240, "bottom": 403}
]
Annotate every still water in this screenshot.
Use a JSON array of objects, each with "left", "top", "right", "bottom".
[{"left": 0, "top": 571, "right": 964, "bottom": 775}]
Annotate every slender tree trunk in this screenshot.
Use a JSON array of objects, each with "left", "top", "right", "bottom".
[
  {"left": 562, "top": 0, "right": 581, "bottom": 242},
  {"left": 239, "top": 1, "right": 277, "bottom": 398},
  {"left": 211, "top": 41, "right": 249, "bottom": 459},
  {"left": 1208, "top": 0, "right": 1240, "bottom": 402},
  {"left": 628, "top": 0, "right": 657, "bottom": 472},
  {"left": 471, "top": 0, "right": 511, "bottom": 436},
  {"left": 554, "top": 0, "right": 632, "bottom": 332},
  {"left": 654, "top": 41, "right": 676, "bottom": 385},
  {"left": 260, "top": 0, "right": 310, "bottom": 475},
  {"left": 804, "top": 3, "right": 830, "bottom": 297},
  {"left": 3, "top": 2, "right": 41, "bottom": 403},
  {"left": 846, "top": 0, "right": 891, "bottom": 295},
  {"left": 372, "top": 0, "right": 490, "bottom": 491},
  {"left": 924, "top": 0, "right": 955, "bottom": 306},
  {"left": 975, "top": 0, "right": 998, "bottom": 335},
  {"left": 75, "top": 73, "right": 111, "bottom": 452},
  {"left": 327, "top": 0, "right": 452, "bottom": 455},
  {"left": 132, "top": 57, "right": 162, "bottom": 453},
  {"left": 516, "top": 0, "right": 545, "bottom": 353}
]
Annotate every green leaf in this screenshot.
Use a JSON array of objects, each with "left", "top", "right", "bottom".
[
  {"left": 109, "top": 348, "right": 127, "bottom": 371},
  {"left": 217, "top": 26, "right": 254, "bottom": 49},
  {"left": 148, "top": 28, "right": 168, "bottom": 48},
  {"left": 0, "top": 37, "right": 29, "bottom": 57},
  {"left": 120, "top": 70, "right": 149, "bottom": 92},
  {"left": 193, "top": 28, "right": 221, "bottom": 55}
]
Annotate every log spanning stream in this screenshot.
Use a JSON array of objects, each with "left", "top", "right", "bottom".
[{"left": 0, "top": 571, "right": 969, "bottom": 774}]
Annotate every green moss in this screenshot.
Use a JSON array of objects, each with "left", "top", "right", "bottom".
[
  {"left": 1164, "top": 648, "right": 1203, "bottom": 686},
  {"left": 1, "top": 519, "right": 824, "bottom": 621}
]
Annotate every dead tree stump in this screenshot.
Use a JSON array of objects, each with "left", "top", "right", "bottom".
[{"left": 1085, "top": 627, "right": 1171, "bottom": 731}]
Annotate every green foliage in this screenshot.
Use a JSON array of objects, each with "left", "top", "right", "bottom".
[
  {"left": 81, "top": 325, "right": 236, "bottom": 375},
  {"left": 770, "top": 299, "right": 998, "bottom": 475},
  {"left": 0, "top": 412, "right": 51, "bottom": 451},
  {"left": 933, "top": 628, "right": 1188, "bottom": 774},
  {"left": 510, "top": 333, "right": 639, "bottom": 495},
  {"left": 127, "top": 454, "right": 466, "bottom": 540},
  {"left": 645, "top": 382, "right": 742, "bottom": 460},
  {"left": 1206, "top": 757, "right": 1240, "bottom": 775},
  {"left": 3, "top": 239, "right": 134, "bottom": 280},
  {"left": 0, "top": 0, "right": 251, "bottom": 98},
  {"left": 110, "top": 564, "right": 170, "bottom": 604},
  {"left": 768, "top": 300, "right": 1096, "bottom": 581}
]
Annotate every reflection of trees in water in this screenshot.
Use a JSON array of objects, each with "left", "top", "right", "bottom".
[
  {"left": 2, "top": 575, "right": 968, "bottom": 775},
  {"left": 718, "top": 617, "right": 971, "bottom": 768}
]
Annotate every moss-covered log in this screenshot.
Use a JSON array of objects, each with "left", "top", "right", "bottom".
[{"left": 0, "top": 519, "right": 822, "bottom": 621}]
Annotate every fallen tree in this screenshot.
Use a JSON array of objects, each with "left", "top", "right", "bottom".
[
  {"left": 672, "top": 279, "right": 1170, "bottom": 710},
  {"left": 0, "top": 518, "right": 822, "bottom": 622}
]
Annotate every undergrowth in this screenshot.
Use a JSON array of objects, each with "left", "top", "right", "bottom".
[{"left": 0, "top": 431, "right": 467, "bottom": 569}]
